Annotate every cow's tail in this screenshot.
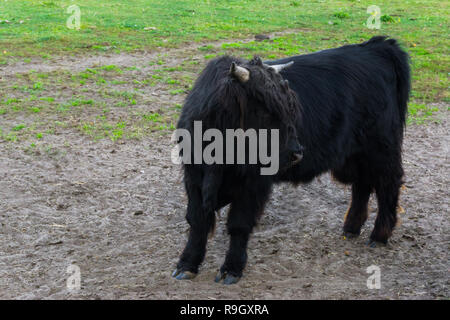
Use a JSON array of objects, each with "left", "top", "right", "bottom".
[
  {"left": 366, "top": 36, "right": 411, "bottom": 126},
  {"left": 386, "top": 38, "right": 411, "bottom": 127}
]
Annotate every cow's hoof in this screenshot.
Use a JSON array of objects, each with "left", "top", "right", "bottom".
[
  {"left": 365, "top": 239, "right": 387, "bottom": 248},
  {"left": 214, "top": 271, "right": 241, "bottom": 285},
  {"left": 172, "top": 268, "right": 197, "bottom": 280},
  {"left": 343, "top": 231, "right": 360, "bottom": 239},
  {"left": 366, "top": 240, "right": 377, "bottom": 248}
]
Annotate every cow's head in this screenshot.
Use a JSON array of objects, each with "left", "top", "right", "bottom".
[{"left": 226, "top": 56, "right": 303, "bottom": 171}]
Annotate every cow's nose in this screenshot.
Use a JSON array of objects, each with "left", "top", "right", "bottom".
[{"left": 291, "top": 151, "right": 303, "bottom": 165}]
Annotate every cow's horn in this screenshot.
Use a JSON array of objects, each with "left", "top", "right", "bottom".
[
  {"left": 230, "top": 62, "right": 250, "bottom": 83},
  {"left": 270, "top": 61, "right": 294, "bottom": 73}
]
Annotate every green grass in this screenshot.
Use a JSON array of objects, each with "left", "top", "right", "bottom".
[
  {"left": 1, "top": 1, "right": 448, "bottom": 60},
  {"left": 407, "top": 102, "right": 440, "bottom": 124},
  {"left": 0, "top": 0, "right": 448, "bottom": 143},
  {"left": 2, "top": 0, "right": 445, "bottom": 102}
]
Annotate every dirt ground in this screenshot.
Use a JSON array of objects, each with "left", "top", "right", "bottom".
[{"left": 0, "top": 43, "right": 448, "bottom": 299}]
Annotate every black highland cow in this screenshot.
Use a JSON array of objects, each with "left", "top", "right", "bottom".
[{"left": 172, "top": 36, "right": 411, "bottom": 284}]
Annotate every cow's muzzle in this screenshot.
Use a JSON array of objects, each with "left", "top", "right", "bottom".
[{"left": 291, "top": 152, "right": 303, "bottom": 166}]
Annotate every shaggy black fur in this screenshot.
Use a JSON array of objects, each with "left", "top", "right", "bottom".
[{"left": 173, "top": 36, "right": 411, "bottom": 284}]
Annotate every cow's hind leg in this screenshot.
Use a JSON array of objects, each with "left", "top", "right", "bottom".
[
  {"left": 215, "top": 184, "right": 271, "bottom": 285},
  {"left": 333, "top": 156, "right": 372, "bottom": 238},
  {"left": 370, "top": 160, "right": 403, "bottom": 246}
]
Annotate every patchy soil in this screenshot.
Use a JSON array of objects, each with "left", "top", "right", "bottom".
[
  {"left": 0, "top": 30, "right": 309, "bottom": 144},
  {"left": 0, "top": 39, "right": 448, "bottom": 299},
  {"left": 0, "top": 29, "right": 302, "bottom": 77},
  {"left": 0, "top": 109, "right": 448, "bottom": 299}
]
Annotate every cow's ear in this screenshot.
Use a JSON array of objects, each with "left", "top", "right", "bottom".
[
  {"left": 252, "top": 56, "right": 263, "bottom": 66},
  {"left": 230, "top": 62, "right": 250, "bottom": 83},
  {"left": 281, "top": 79, "right": 290, "bottom": 91}
]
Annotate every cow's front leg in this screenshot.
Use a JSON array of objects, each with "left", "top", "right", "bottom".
[
  {"left": 173, "top": 166, "right": 222, "bottom": 280},
  {"left": 215, "top": 185, "right": 271, "bottom": 285},
  {"left": 172, "top": 185, "right": 210, "bottom": 279}
]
